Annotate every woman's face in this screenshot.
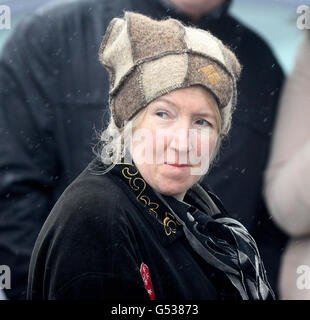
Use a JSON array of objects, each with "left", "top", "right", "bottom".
[{"left": 130, "top": 86, "right": 219, "bottom": 201}]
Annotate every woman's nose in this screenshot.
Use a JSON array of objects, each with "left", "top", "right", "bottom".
[{"left": 169, "top": 125, "right": 193, "bottom": 153}]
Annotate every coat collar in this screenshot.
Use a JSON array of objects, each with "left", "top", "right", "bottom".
[
  {"left": 107, "top": 161, "right": 184, "bottom": 246},
  {"left": 99, "top": 160, "right": 223, "bottom": 247}
]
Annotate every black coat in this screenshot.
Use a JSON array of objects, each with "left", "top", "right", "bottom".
[
  {"left": 0, "top": 0, "right": 287, "bottom": 299},
  {"left": 27, "top": 159, "right": 272, "bottom": 300}
]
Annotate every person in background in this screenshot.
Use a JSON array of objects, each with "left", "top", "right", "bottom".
[
  {"left": 0, "top": 0, "right": 286, "bottom": 299},
  {"left": 264, "top": 31, "right": 310, "bottom": 300}
]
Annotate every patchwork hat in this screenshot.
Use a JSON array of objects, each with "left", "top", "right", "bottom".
[{"left": 99, "top": 11, "right": 241, "bottom": 135}]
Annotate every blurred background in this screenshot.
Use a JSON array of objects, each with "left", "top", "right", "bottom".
[{"left": 0, "top": 0, "right": 309, "bottom": 74}]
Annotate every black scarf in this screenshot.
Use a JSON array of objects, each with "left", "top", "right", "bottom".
[{"left": 96, "top": 160, "right": 275, "bottom": 300}]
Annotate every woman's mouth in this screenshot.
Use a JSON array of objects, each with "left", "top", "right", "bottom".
[{"left": 165, "top": 162, "right": 191, "bottom": 168}]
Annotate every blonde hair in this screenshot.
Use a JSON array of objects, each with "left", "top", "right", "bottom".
[{"left": 93, "top": 108, "right": 148, "bottom": 174}]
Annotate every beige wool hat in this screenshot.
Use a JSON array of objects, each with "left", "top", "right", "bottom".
[{"left": 98, "top": 11, "right": 241, "bottom": 135}]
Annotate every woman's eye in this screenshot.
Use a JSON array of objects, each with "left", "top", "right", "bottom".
[
  {"left": 156, "top": 111, "right": 169, "bottom": 119},
  {"left": 195, "top": 119, "right": 212, "bottom": 127}
]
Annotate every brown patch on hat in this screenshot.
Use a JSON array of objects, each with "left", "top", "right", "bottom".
[
  {"left": 186, "top": 54, "right": 233, "bottom": 109},
  {"left": 112, "top": 67, "right": 143, "bottom": 128},
  {"left": 126, "top": 12, "right": 186, "bottom": 62}
]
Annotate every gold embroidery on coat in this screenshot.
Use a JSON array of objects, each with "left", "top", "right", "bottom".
[
  {"left": 121, "top": 165, "right": 180, "bottom": 236},
  {"left": 163, "top": 212, "right": 182, "bottom": 236},
  {"left": 122, "top": 166, "right": 146, "bottom": 199},
  {"left": 122, "top": 166, "right": 158, "bottom": 218},
  {"left": 140, "top": 195, "right": 159, "bottom": 217}
]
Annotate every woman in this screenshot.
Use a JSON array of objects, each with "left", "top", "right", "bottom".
[{"left": 27, "top": 12, "right": 273, "bottom": 300}]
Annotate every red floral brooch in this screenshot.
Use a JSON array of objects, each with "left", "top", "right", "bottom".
[{"left": 140, "top": 263, "right": 156, "bottom": 300}]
